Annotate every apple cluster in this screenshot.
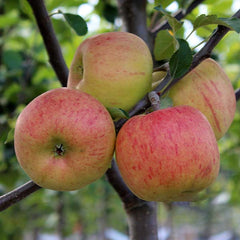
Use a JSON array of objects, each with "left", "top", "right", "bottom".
[{"left": 14, "top": 32, "right": 236, "bottom": 202}]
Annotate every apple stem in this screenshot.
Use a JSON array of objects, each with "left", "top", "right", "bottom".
[{"left": 148, "top": 91, "right": 160, "bottom": 111}]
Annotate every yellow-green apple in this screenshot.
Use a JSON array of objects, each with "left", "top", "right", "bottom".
[
  {"left": 67, "top": 31, "right": 153, "bottom": 111},
  {"left": 151, "top": 70, "right": 167, "bottom": 90},
  {"left": 14, "top": 88, "right": 116, "bottom": 191},
  {"left": 168, "top": 58, "right": 236, "bottom": 140},
  {"left": 115, "top": 105, "right": 220, "bottom": 202}
]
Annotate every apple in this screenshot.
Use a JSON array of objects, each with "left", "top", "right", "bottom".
[
  {"left": 168, "top": 58, "right": 236, "bottom": 140},
  {"left": 115, "top": 105, "right": 220, "bottom": 202},
  {"left": 151, "top": 70, "right": 167, "bottom": 90},
  {"left": 14, "top": 88, "right": 116, "bottom": 191},
  {"left": 67, "top": 31, "right": 153, "bottom": 111}
]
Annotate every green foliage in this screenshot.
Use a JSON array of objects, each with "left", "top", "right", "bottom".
[
  {"left": 193, "top": 14, "right": 240, "bottom": 33},
  {"left": 154, "top": 30, "right": 178, "bottom": 61},
  {"left": 62, "top": 13, "right": 88, "bottom": 36},
  {"left": 169, "top": 39, "right": 192, "bottom": 79},
  {"left": 107, "top": 107, "right": 129, "bottom": 121}
]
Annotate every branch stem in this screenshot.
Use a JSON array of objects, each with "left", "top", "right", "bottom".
[
  {"left": 0, "top": 181, "right": 41, "bottom": 212},
  {"left": 27, "top": 0, "right": 69, "bottom": 87}
]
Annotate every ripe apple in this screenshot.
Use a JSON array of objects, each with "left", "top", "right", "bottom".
[
  {"left": 67, "top": 31, "right": 153, "bottom": 111},
  {"left": 168, "top": 58, "right": 236, "bottom": 140},
  {"left": 14, "top": 88, "right": 116, "bottom": 191},
  {"left": 115, "top": 105, "right": 220, "bottom": 202}
]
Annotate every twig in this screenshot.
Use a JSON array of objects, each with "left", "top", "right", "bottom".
[
  {"left": 27, "top": 0, "right": 69, "bottom": 87},
  {"left": 150, "top": 0, "right": 205, "bottom": 34},
  {"left": 0, "top": 181, "right": 41, "bottom": 212}
]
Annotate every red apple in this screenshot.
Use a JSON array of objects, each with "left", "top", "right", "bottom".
[
  {"left": 115, "top": 106, "right": 220, "bottom": 202},
  {"left": 67, "top": 31, "right": 153, "bottom": 111},
  {"left": 168, "top": 58, "right": 236, "bottom": 140},
  {"left": 14, "top": 88, "right": 116, "bottom": 191}
]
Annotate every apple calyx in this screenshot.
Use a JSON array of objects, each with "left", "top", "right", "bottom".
[{"left": 54, "top": 143, "right": 65, "bottom": 157}]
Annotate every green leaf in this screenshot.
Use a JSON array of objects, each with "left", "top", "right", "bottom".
[
  {"left": 166, "top": 16, "right": 183, "bottom": 34},
  {"left": 159, "top": 96, "right": 173, "bottom": 109},
  {"left": 219, "top": 17, "right": 240, "bottom": 33},
  {"left": 0, "top": 10, "right": 19, "bottom": 28},
  {"left": 3, "top": 50, "right": 23, "bottom": 70},
  {"left": 106, "top": 107, "right": 129, "bottom": 121},
  {"left": 169, "top": 39, "right": 192, "bottom": 79},
  {"left": 154, "top": 0, "right": 173, "bottom": 8},
  {"left": 154, "top": 5, "right": 183, "bottom": 34},
  {"left": 193, "top": 14, "right": 240, "bottom": 33},
  {"left": 4, "top": 128, "right": 15, "bottom": 144},
  {"left": 154, "top": 30, "right": 178, "bottom": 61},
  {"left": 63, "top": 13, "right": 88, "bottom": 36},
  {"left": 154, "top": 5, "right": 171, "bottom": 15}
]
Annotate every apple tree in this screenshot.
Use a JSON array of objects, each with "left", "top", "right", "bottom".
[{"left": 0, "top": 0, "right": 240, "bottom": 239}]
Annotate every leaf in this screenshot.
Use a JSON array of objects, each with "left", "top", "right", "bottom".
[
  {"left": 154, "top": 0, "right": 173, "bottom": 8},
  {"left": 159, "top": 96, "right": 173, "bottom": 109},
  {"left": 63, "top": 13, "right": 88, "bottom": 36},
  {"left": 154, "top": 30, "right": 178, "bottom": 61},
  {"left": 4, "top": 128, "right": 15, "bottom": 144},
  {"left": 193, "top": 14, "right": 240, "bottom": 33},
  {"left": 169, "top": 39, "right": 192, "bottom": 79},
  {"left": 166, "top": 16, "right": 183, "bottom": 34},
  {"left": 3, "top": 50, "right": 23, "bottom": 70},
  {"left": 219, "top": 17, "right": 240, "bottom": 33},
  {"left": 0, "top": 10, "right": 19, "bottom": 28},
  {"left": 154, "top": 5, "right": 171, "bottom": 15},
  {"left": 154, "top": 5, "right": 183, "bottom": 34},
  {"left": 106, "top": 107, "right": 129, "bottom": 121}
]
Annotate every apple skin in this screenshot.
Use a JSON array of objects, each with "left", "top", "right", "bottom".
[
  {"left": 67, "top": 32, "right": 153, "bottom": 111},
  {"left": 14, "top": 88, "right": 116, "bottom": 191},
  {"left": 115, "top": 106, "right": 220, "bottom": 202},
  {"left": 168, "top": 58, "right": 236, "bottom": 140}
]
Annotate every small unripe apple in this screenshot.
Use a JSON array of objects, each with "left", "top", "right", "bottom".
[
  {"left": 168, "top": 58, "right": 236, "bottom": 140},
  {"left": 14, "top": 88, "right": 116, "bottom": 191},
  {"left": 67, "top": 32, "right": 153, "bottom": 111},
  {"left": 151, "top": 70, "right": 167, "bottom": 90},
  {"left": 116, "top": 106, "right": 220, "bottom": 202}
]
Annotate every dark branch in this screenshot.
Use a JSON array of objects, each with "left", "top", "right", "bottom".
[
  {"left": 117, "top": 0, "right": 152, "bottom": 49},
  {"left": 151, "top": 0, "right": 205, "bottom": 34},
  {"left": 27, "top": 0, "right": 69, "bottom": 87},
  {"left": 236, "top": 88, "right": 240, "bottom": 101},
  {"left": 106, "top": 160, "right": 158, "bottom": 240},
  {"left": 0, "top": 181, "right": 41, "bottom": 212},
  {"left": 106, "top": 160, "right": 142, "bottom": 209}
]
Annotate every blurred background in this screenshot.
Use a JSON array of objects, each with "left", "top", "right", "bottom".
[{"left": 0, "top": 0, "right": 239, "bottom": 239}]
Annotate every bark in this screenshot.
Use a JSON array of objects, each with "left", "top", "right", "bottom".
[
  {"left": 57, "top": 192, "right": 65, "bottom": 240},
  {"left": 27, "top": 0, "right": 69, "bottom": 87},
  {"left": 117, "top": 0, "right": 152, "bottom": 49},
  {"left": 106, "top": 161, "right": 158, "bottom": 240},
  {"left": 0, "top": 181, "right": 41, "bottom": 211}
]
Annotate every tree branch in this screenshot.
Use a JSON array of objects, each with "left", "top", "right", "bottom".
[
  {"left": 117, "top": 0, "right": 152, "bottom": 49},
  {"left": 0, "top": 181, "right": 41, "bottom": 212},
  {"left": 236, "top": 88, "right": 240, "bottom": 101},
  {"left": 27, "top": 0, "right": 69, "bottom": 87},
  {"left": 150, "top": 0, "right": 205, "bottom": 34}
]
